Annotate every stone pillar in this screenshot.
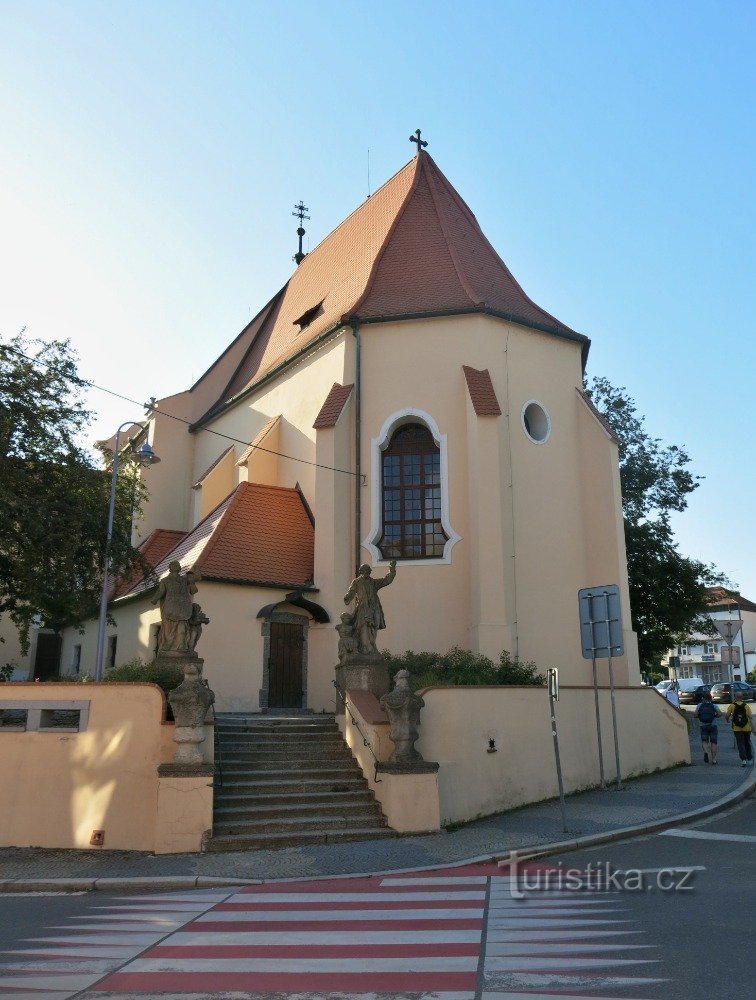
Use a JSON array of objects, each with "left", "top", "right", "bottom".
[{"left": 164, "top": 654, "right": 214, "bottom": 765}]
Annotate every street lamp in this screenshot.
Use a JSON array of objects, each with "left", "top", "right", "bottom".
[{"left": 94, "top": 421, "right": 160, "bottom": 681}]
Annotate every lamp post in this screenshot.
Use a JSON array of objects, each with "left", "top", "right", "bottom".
[{"left": 94, "top": 421, "right": 160, "bottom": 681}]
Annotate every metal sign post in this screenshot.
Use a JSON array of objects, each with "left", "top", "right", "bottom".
[
  {"left": 547, "top": 667, "right": 568, "bottom": 833},
  {"left": 714, "top": 619, "right": 743, "bottom": 688},
  {"left": 579, "top": 585, "right": 625, "bottom": 791}
]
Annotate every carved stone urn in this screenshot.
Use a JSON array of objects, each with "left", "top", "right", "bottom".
[
  {"left": 379, "top": 668, "right": 425, "bottom": 765},
  {"left": 167, "top": 658, "right": 215, "bottom": 765}
]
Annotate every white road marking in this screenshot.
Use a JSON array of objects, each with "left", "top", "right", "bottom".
[
  {"left": 196, "top": 907, "right": 481, "bottom": 921},
  {"left": 660, "top": 828, "right": 756, "bottom": 843},
  {"left": 167, "top": 929, "right": 483, "bottom": 945}
]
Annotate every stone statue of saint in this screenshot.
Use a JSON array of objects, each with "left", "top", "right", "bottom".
[
  {"left": 343, "top": 560, "right": 397, "bottom": 655},
  {"left": 152, "top": 561, "right": 201, "bottom": 655}
]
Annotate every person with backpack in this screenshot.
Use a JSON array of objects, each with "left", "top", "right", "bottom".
[
  {"left": 725, "top": 690, "right": 754, "bottom": 767},
  {"left": 695, "top": 693, "right": 721, "bottom": 764}
]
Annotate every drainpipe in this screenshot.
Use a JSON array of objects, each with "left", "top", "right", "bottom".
[{"left": 351, "top": 319, "right": 361, "bottom": 574}]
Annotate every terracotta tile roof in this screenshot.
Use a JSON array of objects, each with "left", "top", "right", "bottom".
[
  {"left": 110, "top": 528, "right": 186, "bottom": 599},
  {"left": 196, "top": 152, "right": 588, "bottom": 424},
  {"left": 192, "top": 446, "right": 235, "bottom": 489},
  {"left": 237, "top": 414, "right": 281, "bottom": 465},
  {"left": 313, "top": 383, "right": 354, "bottom": 429},
  {"left": 120, "top": 482, "right": 314, "bottom": 597},
  {"left": 462, "top": 366, "right": 501, "bottom": 416},
  {"left": 706, "top": 587, "right": 756, "bottom": 613}
]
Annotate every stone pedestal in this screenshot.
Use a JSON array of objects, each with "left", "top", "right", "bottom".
[
  {"left": 165, "top": 655, "right": 215, "bottom": 765},
  {"left": 335, "top": 653, "right": 390, "bottom": 713},
  {"left": 155, "top": 763, "right": 214, "bottom": 854}
]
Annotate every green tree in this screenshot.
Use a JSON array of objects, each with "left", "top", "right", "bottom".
[
  {"left": 0, "top": 333, "right": 148, "bottom": 652},
  {"left": 584, "top": 376, "right": 723, "bottom": 670}
]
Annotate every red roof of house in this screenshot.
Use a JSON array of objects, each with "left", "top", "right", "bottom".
[
  {"left": 313, "top": 383, "right": 354, "bottom": 429},
  {"left": 706, "top": 587, "right": 756, "bottom": 613},
  {"left": 119, "top": 482, "right": 314, "bottom": 597},
  {"left": 462, "top": 366, "right": 501, "bottom": 416},
  {"left": 110, "top": 528, "right": 186, "bottom": 599},
  {"left": 195, "top": 152, "right": 587, "bottom": 425}
]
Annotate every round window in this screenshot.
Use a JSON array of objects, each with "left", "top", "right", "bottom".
[{"left": 521, "top": 400, "right": 551, "bottom": 443}]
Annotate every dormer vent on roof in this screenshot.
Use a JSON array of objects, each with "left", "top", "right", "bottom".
[{"left": 293, "top": 300, "right": 325, "bottom": 332}]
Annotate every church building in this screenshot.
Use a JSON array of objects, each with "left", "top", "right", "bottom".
[{"left": 60, "top": 143, "right": 640, "bottom": 712}]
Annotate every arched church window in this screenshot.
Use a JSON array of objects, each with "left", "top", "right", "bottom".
[{"left": 379, "top": 423, "right": 449, "bottom": 560}]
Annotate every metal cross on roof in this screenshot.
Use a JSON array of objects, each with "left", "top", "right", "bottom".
[
  {"left": 292, "top": 201, "right": 310, "bottom": 265},
  {"left": 409, "top": 128, "right": 428, "bottom": 154}
]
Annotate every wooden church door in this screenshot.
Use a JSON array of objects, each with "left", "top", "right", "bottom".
[{"left": 268, "top": 621, "right": 304, "bottom": 709}]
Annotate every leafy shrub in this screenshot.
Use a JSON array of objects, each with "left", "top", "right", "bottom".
[
  {"left": 104, "top": 658, "right": 183, "bottom": 696},
  {"left": 0, "top": 663, "right": 15, "bottom": 682},
  {"left": 382, "top": 647, "right": 545, "bottom": 692}
]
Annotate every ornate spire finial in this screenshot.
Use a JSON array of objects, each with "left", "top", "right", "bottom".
[
  {"left": 409, "top": 129, "right": 428, "bottom": 155},
  {"left": 292, "top": 200, "right": 310, "bottom": 265}
]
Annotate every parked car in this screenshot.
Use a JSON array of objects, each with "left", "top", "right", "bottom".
[
  {"left": 678, "top": 684, "right": 711, "bottom": 705},
  {"left": 710, "top": 682, "right": 756, "bottom": 703}
]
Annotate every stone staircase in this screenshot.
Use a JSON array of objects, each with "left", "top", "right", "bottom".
[{"left": 207, "top": 713, "right": 394, "bottom": 851}]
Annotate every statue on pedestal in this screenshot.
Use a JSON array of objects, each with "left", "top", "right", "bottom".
[
  {"left": 380, "top": 669, "right": 426, "bottom": 764},
  {"left": 152, "top": 561, "right": 201, "bottom": 656},
  {"left": 343, "top": 560, "right": 396, "bottom": 655},
  {"left": 151, "top": 562, "right": 215, "bottom": 767}
]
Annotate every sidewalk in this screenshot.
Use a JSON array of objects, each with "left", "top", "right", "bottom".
[{"left": 1, "top": 722, "right": 754, "bottom": 887}]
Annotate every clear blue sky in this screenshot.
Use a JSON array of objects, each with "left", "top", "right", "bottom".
[{"left": 1, "top": 1, "right": 754, "bottom": 595}]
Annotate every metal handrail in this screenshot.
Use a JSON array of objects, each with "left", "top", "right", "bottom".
[
  {"left": 332, "top": 678, "right": 381, "bottom": 783},
  {"left": 209, "top": 701, "right": 223, "bottom": 788}
]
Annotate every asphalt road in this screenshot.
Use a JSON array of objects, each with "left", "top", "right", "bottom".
[
  {"left": 0, "top": 794, "right": 753, "bottom": 998},
  {"left": 537, "top": 791, "right": 756, "bottom": 1000}
]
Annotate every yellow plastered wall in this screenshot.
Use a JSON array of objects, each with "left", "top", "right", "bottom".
[
  {"left": 416, "top": 685, "right": 690, "bottom": 824},
  {"left": 60, "top": 582, "right": 295, "bottom": 713},
  {"left": 357, "top": 314, "right": 638, "bottom": 683},
  {"left": 0, "top": 683, "right": 167, "bottom": 850},
  {"left": 134, "top": 393, "right": 196, "bottom": 540},
  {"left": 194, "top": 446, "right": 237, "bottom": 521},
  {"left": 189, "top": 336, "right": 350, "bottom": 509}
]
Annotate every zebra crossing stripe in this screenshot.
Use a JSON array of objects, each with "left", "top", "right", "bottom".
[{"left": 0, "top": 864, "right": 668, "bottom": 998}]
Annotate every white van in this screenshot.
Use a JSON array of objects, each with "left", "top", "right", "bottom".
[{"left": 676, "top": 678, "right": 704, "bottom": 693}]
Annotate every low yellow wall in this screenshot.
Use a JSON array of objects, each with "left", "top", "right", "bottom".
[
  {"left": 0, "top": 683, "right": 214, "bottom": 852},
  {"left": 417, "top": 685, "right": 691, "bottom": 824}
]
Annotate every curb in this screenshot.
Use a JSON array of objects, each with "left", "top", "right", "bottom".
[{"left": 1, "top": 771, "right": 753, "bottom": 893}]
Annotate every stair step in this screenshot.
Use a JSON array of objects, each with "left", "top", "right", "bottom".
[
  {"left": 221, "top": 764, "right": 359, "bottom": 779},
  {"left": 211, "top": 713, "right": 393, "bottom": 852},
  {"left": 217, "top": 735, "right": 343, "bottom": 746},
  {"left": 213, "top": 788, "right": 378, "bottom": 809},
  {"left": 214, "top": 799, "right": 381, "bottom": 823},
  {"left": 206, "top": 826, "right": 396, "bottom": 852},
  {"left": 213, "top": 812, "right": 387, "bottom": 836},
  {"left": 223, "top": 747, "right": 354, "bottom": 768},
  {"left": 218, "top": 775, "right": 367, "bottom": 790}
]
